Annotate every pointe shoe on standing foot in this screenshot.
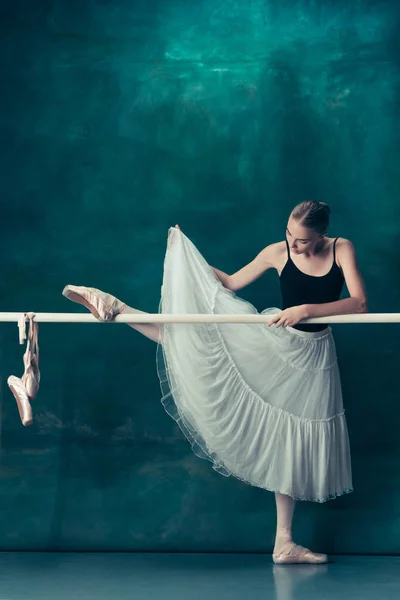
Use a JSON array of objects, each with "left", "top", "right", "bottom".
[
  {"left": 62, "top": 285, "right": 126, "bottom": 322},
  {"left": 7, "top": 316, "right": 40, "bottom": 427},
  {"left": 273, "top": 541, "right": 328, "bottom": 565}
]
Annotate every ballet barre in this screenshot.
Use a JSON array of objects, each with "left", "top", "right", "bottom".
[{"left": 0, "top": 312, "right": 399, "bottom": 344}]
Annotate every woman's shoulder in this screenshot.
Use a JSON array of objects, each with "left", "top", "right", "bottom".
[
  {"left": 332, "top": 238, "right": 357, "bottom": 268},
  {"left": 333, "top": 236, "right": 351, "bottom": 243},
  {"left": 257, "top": 241, "right": 287, "bottom": 271},
  {"left": 334, "top": 237, "right": 355, "bottom": 251},
  {"left": 264, "top": 240, "right": 287, "bottom": 259},
  {"left": 269, "top": 240, "right": 287, "bottom": 251}
]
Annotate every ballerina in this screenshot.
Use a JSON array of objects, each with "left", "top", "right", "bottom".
[{"left": 62, "top": 200, "right": 367, "bottom": 564}]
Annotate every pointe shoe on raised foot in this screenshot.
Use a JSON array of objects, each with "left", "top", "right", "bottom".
[
  {"left": 273, "top": 541, "right": 328, "bottom": 565},
  {"left": 62, "top": 285, "right": 126, "bottom": 322},
  {"left": 7, "top": 316, "right": 40, "bottom": 427}
]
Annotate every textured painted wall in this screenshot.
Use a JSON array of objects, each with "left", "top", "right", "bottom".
[{"left": 0, "top": 0, "right": 399, "bottom": 553}]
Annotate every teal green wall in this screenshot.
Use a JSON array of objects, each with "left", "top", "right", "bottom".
[{"left": 0, "top": 0, "right": 399, "bottom": 553}]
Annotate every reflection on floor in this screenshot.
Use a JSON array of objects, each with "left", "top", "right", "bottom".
[{"left": 0, "top": 553, "right": 398, "bottom": 599}]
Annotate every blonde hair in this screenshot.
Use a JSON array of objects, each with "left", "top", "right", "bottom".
[{"left": 291, "top": 201, "right": 331, "bottom": 236}]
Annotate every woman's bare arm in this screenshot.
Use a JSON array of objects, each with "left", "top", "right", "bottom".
[
  {"left": 173, "top": 225, "right": 279, "bottom": 293},
  {"left": 212, "top": 244, "right": 280, "bottom": 292},
  {"left": 304, "top": 239, "right": 368, "bottom": 318}
]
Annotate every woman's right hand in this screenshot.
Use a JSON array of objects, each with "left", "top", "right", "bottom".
[{"left": 168, "top": 224, "right": 181, "bottom": 249}]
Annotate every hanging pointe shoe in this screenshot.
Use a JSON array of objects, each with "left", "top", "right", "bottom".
[
  {"left": 62, "top": 285, "right": 126, "bottom": 322},
  {"left": 273, "top": 541, "right": 328, "bottom": 565},
  {"left": 7, "top": 377, "right": 32, "bottom": 427},
  {"left": 8, "top": 315, "right": 40, "bottom": 427}
]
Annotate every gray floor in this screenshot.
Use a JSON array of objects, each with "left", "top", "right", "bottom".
[{"left": 0, "top": 553, "right": 398, "bottom": 599}]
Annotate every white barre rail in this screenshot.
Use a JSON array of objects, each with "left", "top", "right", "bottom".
[
  {"left": 1, "top": 312, "right": 398, "bottom": 344},
  {"left": 0, "top": 312, "right": 399, "bottom": 323}
]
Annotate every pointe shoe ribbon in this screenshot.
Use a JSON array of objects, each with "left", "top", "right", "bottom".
[
  {"left": 8, "top": 314, "right": 40, "bottom": 427},
  {"left": 62, "top": 285, "right": 125, "bottom": 322},
  {"left": 273, "top": 541, "right": 328, "bottom": 565},
  {"left": 18, "top": 314, "right": 27, "bottom": 345},
  {"left": 22, "top": 314, "right": 40, "bottom": 400}
]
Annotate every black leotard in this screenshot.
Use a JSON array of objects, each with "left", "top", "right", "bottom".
[{"left": 279, "top": 238, "right": 344, "bottom": 332}]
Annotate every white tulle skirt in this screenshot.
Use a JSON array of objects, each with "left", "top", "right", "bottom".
[{"left": 156, "top": 227, "right": 353, "bottom": 502}]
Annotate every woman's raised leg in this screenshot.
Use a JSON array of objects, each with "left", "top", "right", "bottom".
[
  {"left": 62, "top": 285, "right": 160, "bottom": 343},
  {"left": 120, "top": 304, "right": 160, "bottom": 343}
]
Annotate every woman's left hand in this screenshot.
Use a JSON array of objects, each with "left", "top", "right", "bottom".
[{"left": 267, "top": 305, "right": 308, "bottom": 328}]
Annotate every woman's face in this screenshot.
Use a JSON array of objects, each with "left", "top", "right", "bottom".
[{"left": 286, "top": 217, "right": 323, "bottom": 255}]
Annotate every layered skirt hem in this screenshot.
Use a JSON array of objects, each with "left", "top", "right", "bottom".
[{"left": 156, "top": 228, "right": 353, "bottom": 503}]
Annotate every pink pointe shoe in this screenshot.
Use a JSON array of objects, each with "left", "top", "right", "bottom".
[
  {"left": 273, "top": 541, "right": 328, "bottom": 565},
  {"left": 8, "top": 316, "right": 40, "bottom": 427},
  {"left": 62, "top": 285, "right": 126, "bottom": 322}
]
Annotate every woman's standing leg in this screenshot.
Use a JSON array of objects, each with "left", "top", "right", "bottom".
[
  {"left": 274, "top": 492, "right": 296, "bottom": 553},
  {"left": 273, "top": 493, "right": 328, "bottom": 564}
]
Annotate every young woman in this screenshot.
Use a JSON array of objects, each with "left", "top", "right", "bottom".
[{"left": 62, "top": 201, "right": 368, "bottom": 564}]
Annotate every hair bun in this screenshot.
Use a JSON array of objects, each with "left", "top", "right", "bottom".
[
  {"left": 318, "top": 201, "right": 331, "bottom": 214},
  {"left": 292, "top": 200, "right": 331, "bottom": 235}
]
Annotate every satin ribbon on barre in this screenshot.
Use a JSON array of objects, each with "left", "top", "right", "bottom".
[{"left": 17, "top": 313, "right": 36, "bottom": 345}]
